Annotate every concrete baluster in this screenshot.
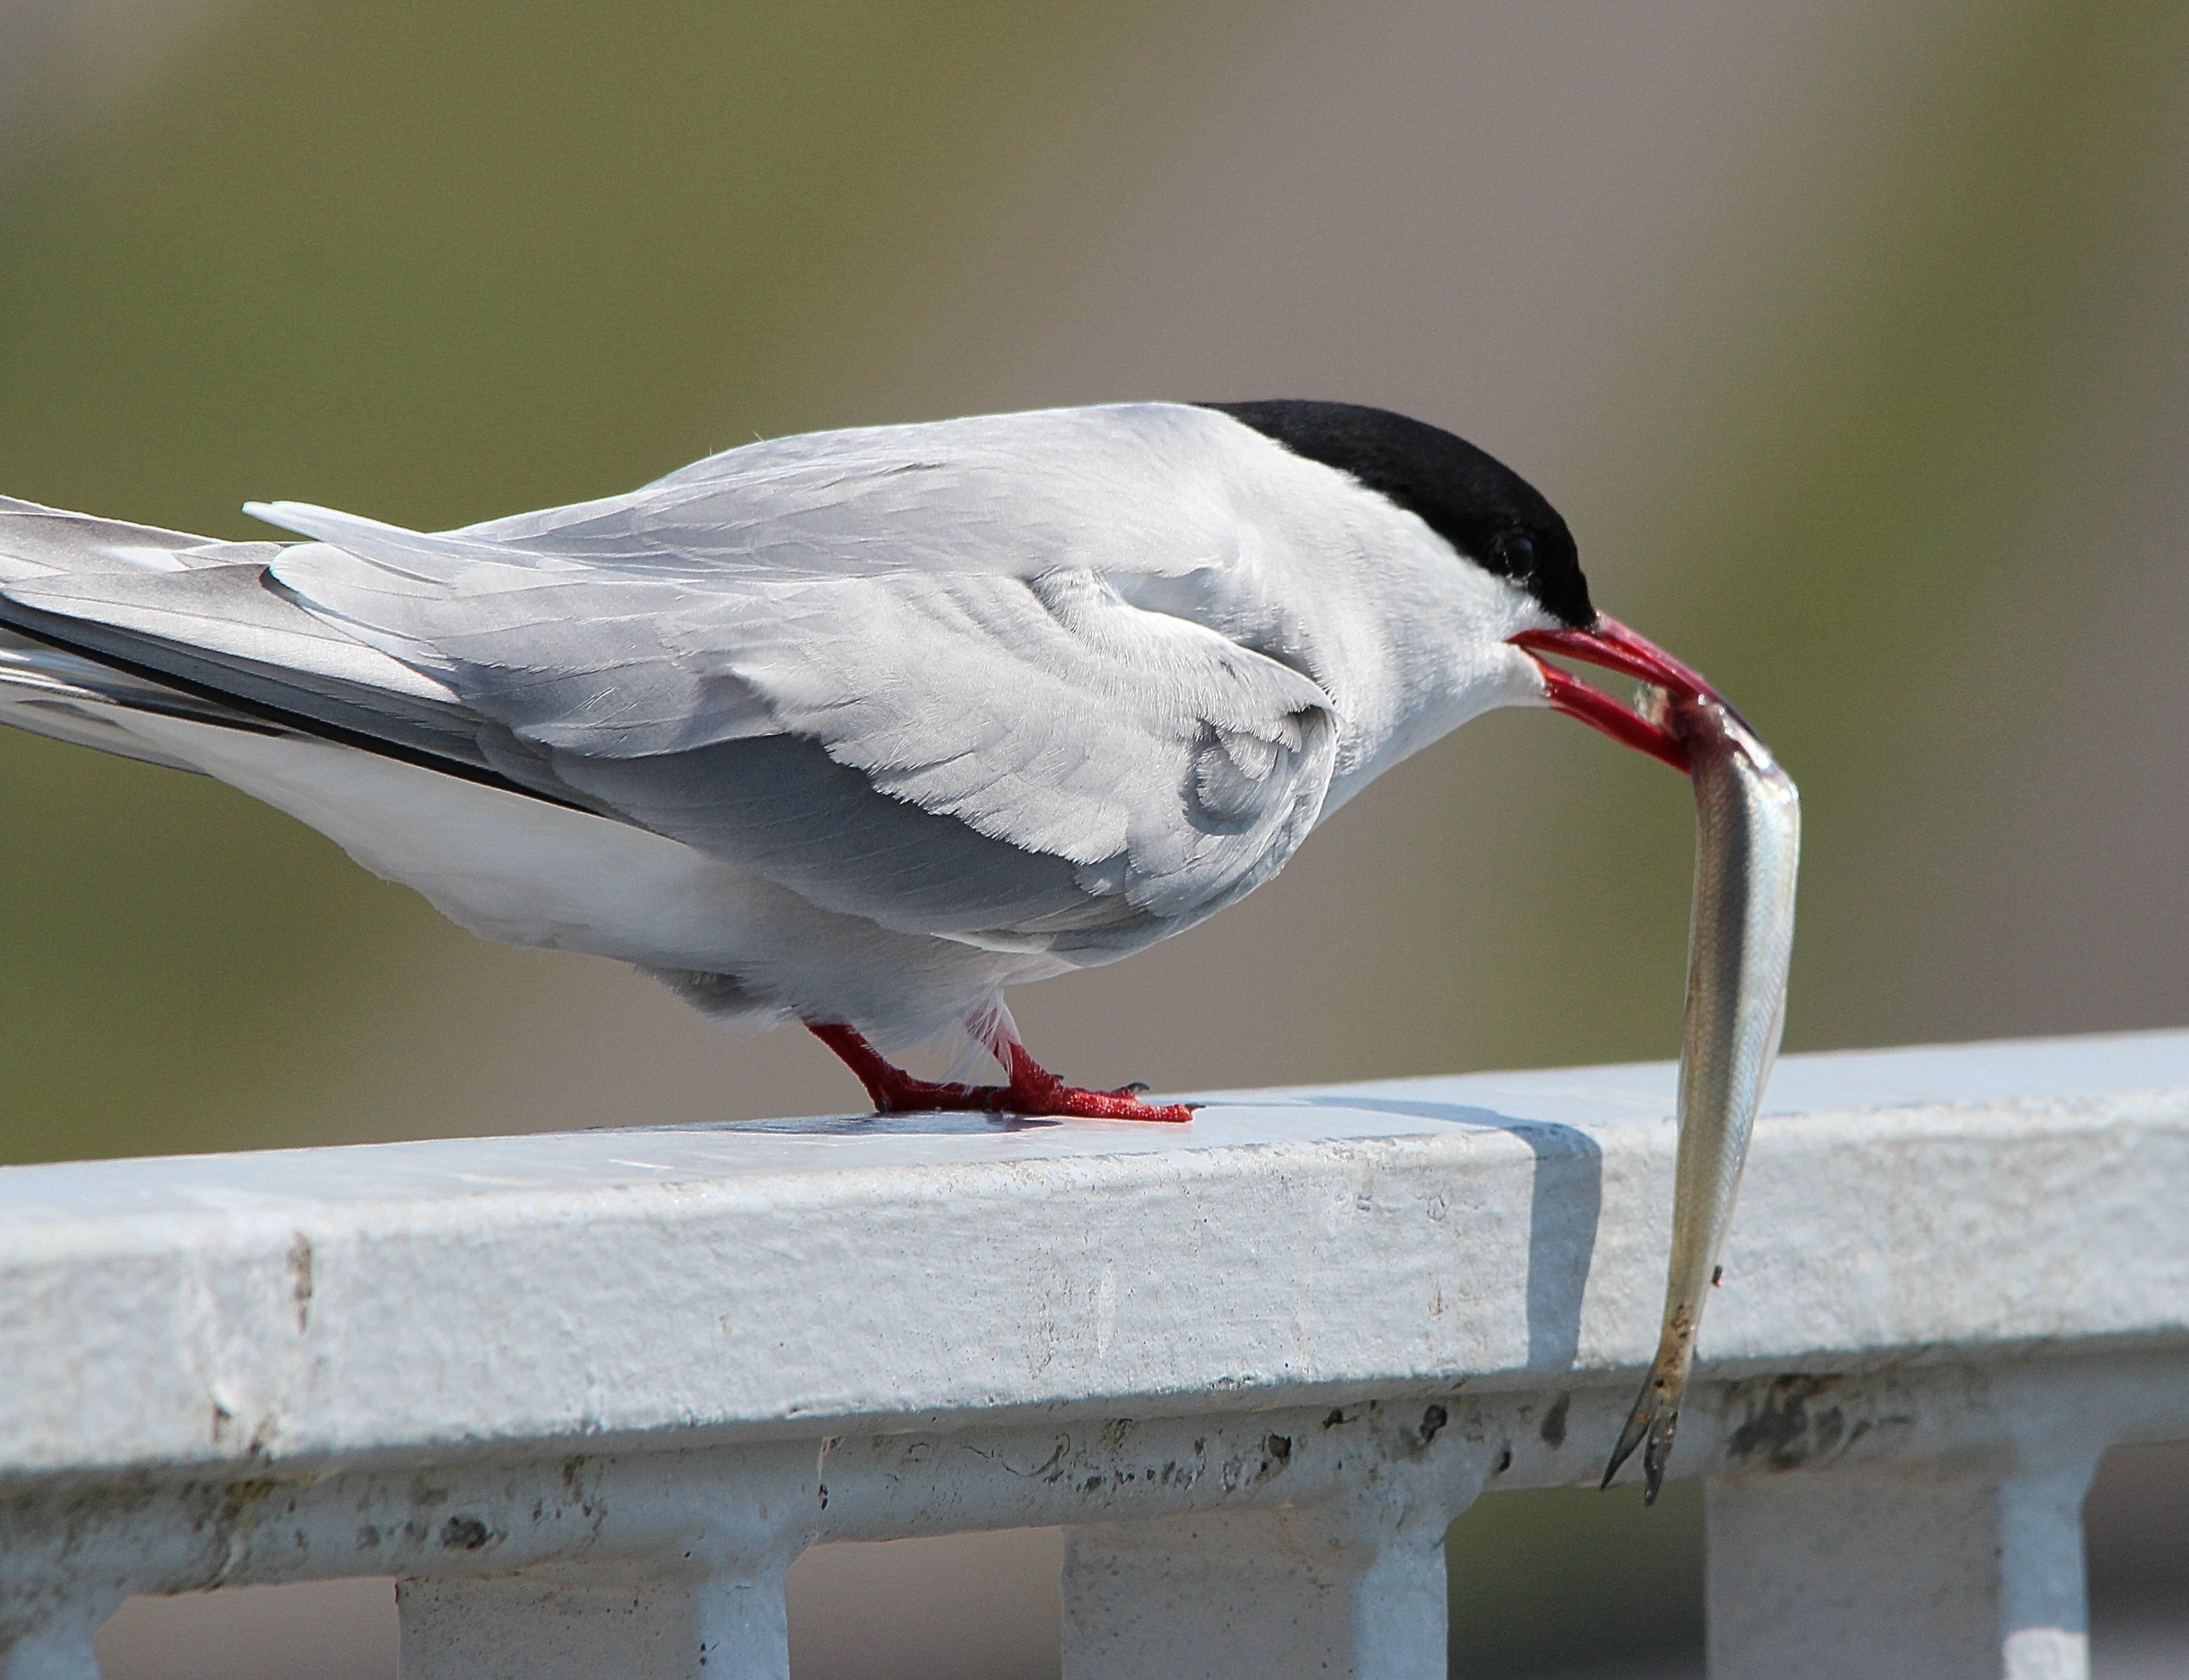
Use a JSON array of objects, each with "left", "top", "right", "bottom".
[
  {"left": 1706, "top": 1450, "right": 2104, "bottom": 1680},
  {"left": 1061, "top": 1478, "right": 1473, "bottom": 1680},
  {"left": 398, "top": 1563, "right": 792, "bottom": 1680}
]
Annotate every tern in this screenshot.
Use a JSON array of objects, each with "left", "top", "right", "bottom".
[{"left": 0, "top": 401, "right": 1723, "bottom": 1122}]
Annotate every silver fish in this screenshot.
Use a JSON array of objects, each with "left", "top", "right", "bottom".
[{"left": 1603, "top": 689, "right": 1800, "bottom": 1501}]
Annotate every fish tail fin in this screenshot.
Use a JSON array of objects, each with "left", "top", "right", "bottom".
[
  {"left": 1602, "top": 1347, "right": 1692, "bottom": 1503},
  {"left": 1601, "top": 1378, "right": 1654, "bottom": 1494}
]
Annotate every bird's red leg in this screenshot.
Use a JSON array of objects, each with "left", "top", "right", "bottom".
[
  {"left": 805, "top": 1022, "right": 994, "bottom": 1113},
  {"left": 805, "top": 1020, "right": 1193, "bottom": 1122}
]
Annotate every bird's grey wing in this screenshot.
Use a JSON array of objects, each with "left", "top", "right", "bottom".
[
  {"left": 3, "top": 405, "right": 1334, "bottom": 953},
  {"left": 265, "top": 530, "right": 1340, "bottom": 953}
]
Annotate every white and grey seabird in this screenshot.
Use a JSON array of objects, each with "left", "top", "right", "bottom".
[{"left": 0, "top": 400, "right": 1723, "bottom": 1120}]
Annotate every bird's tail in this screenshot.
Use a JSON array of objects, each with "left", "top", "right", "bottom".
[
  {"left": 0, "top": 496, "right": 282, "bottom": 768},
  {"left": 0, "top": 495, "right": 276, "bottom": 585}
]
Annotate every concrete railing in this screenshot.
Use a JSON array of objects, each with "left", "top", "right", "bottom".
[{"left": 3, "top": 1029, "right": 2187, "bottom": 1679}]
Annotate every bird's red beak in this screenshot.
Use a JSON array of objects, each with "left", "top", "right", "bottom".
[{"left": 1508, "top": 616, "right": 1719, "bottom": 775}]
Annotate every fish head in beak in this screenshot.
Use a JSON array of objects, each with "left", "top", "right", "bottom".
[{"left": 1508, "top": 615, "right": 1724, "bottom": 774}]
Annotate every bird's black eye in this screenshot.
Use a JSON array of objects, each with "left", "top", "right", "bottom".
[{"left": 1500, "top": 532, "right": 1537, "bottom": 571}]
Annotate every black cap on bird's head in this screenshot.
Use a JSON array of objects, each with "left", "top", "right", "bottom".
[
  {"left": 1199, "top": 398, "right": 1592, "bottom": 627},
  {"left": 1203, "top": 398, "right": 1731, "bottom": 777}
]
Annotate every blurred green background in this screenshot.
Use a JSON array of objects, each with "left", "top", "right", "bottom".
[{"left": 6, "top": 1, "right": 2185, "bottom": 1676}]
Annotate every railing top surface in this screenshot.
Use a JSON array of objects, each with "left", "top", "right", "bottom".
[
  {"left": 4, "top": 1029, "right": 2186, "bottom": 1482},
  {"left": 5, "top": 1027, "right": 2183, "bottom": 1224}
]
